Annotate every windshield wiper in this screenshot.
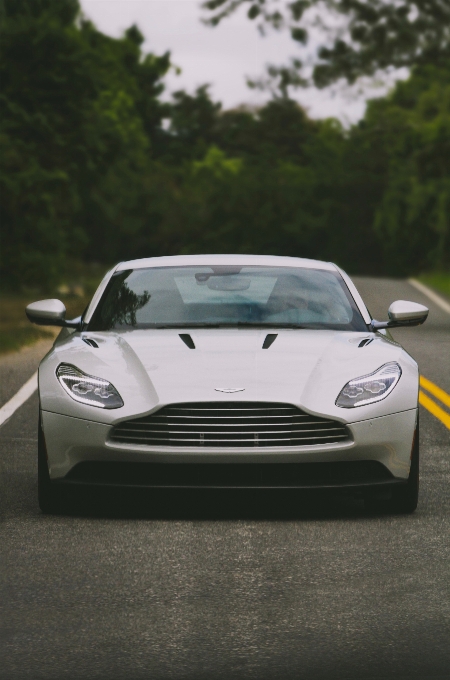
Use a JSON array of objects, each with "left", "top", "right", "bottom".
[
  {"left": 234, "top": 322, "right": 308, "bottom": 329},
  {"left": 152, "top": 322, "right": 309, "bottom": 329}
]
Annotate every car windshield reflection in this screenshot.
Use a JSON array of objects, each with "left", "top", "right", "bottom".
[{"left": 88, "top": 265, "right": 368, "bottom": 332}]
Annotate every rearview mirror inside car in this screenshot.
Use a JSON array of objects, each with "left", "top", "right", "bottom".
[{"left": 206, "top": 276, "right": 251, "bottom": 291}]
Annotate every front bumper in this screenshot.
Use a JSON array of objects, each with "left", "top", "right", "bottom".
[{"left": 42, "top": 408, "right": 416, "bottom": 487}]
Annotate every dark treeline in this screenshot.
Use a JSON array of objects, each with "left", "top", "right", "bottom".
[{"left": 1, "top": 0, "right": 449, "bottom": 290}]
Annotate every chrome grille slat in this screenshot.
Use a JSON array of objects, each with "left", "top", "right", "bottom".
[
  {"left": 113, "top": 435, "right": 349, "bottom": 442},
  {"left": 115, "top": 422, "right": 337, "bottom": 429},
  {"left": 110, "top": 402, "right": 350, "bottom": 448},
  {"left": 114, "top": 427, "right": 345, "bottom": 435},
  {"left": 155, "top": 415, "right": 317, "bottom": 420},
  {"left": 113, "top": 431, "right": 348, "bottom": 439},
  {"left": 169, "top": 408, "right": 293, "bottom": 412}
]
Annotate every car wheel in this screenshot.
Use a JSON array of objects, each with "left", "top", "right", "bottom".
[
  {"left": 365, "top": 416, "right": 419, "bottom": 515},
  {"left": 38, "top": 412, "right": 62, "bottom": 514},
  {"left": 391, "top": 417, "right": 419, "bottom": 514}
]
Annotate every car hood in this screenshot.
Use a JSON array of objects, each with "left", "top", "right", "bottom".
[{"left": 41, "top": 328, "right": 418, "bottom": 424}]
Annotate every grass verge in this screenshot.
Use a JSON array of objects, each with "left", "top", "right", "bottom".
[
  {"left": 0, "top": 261, "right": 105, "bottom": 356},
  {"left": 0, "top": 293, "right": 94, "bottom": 356},
  {"left": 418, "top": 272, "right": 450, "bottom": 298},
  {"left": 0, "top": 325, "right": 54, "bottom": 355}
]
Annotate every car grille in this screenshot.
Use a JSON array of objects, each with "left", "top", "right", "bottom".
[{"left": 110, "top": 402, "right": 350, "bottom": 448}]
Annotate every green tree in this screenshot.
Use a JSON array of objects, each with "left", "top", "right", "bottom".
[
  {"left": 160, "top": 86, "right": 222, "bottom": 162},
  {"left": 150, "top": 118, "right": 347, "bottom": 265},
  {"left": 1, "top": 0, "right": 447, "bottom": 288},
  {"left": 0, "top": 0, "right": 169, "bottom": 288},
  {"left": 363, "top": 64, "right": 450, "bottom": 273}
]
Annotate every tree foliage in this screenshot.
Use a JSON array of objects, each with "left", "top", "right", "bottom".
[
  {"left": 202, "top": 0, "right": 450, "bottom": 87},
  {"left": 0, "top": 0, "right": 169, "bottom": 287},
  {"left": 0, "top": 0, "right": 448, "bottom": 291},
  {"left": 368, "top": 64, "right": 450, "bottom": 271}
]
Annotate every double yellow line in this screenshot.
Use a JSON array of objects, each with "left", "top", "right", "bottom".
[{"left": 419, "top": 376, "right": 450, "bottom": 430}]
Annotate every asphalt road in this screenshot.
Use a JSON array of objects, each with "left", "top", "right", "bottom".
[{"left": 1, "top": 278, "right": 449, "bottom": 680}]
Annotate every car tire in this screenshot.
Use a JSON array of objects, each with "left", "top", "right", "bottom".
[
  {"left": 390, "top": 416, "right": 419, "bottom": 514},
  {"left": 365, "top": 415, "right": 419, "bottom": 515},
  {"left": 38, "top": 412, "right": 62, "bottom": 514}
]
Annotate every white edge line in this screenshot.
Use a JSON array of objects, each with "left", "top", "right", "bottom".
[
  {"left": 0, "top": 372, "right": 38, "bottom": 428},
  {"left": 408, "top": 278, "right": 450, "bottom": 314}
]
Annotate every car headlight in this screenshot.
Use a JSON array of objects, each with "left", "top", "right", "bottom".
[
  {"left": 56, "top": 363, "right": 124, "bottom": 409},
  {"left": 336, "top": 362, "right": 402, "bottom": 408}
]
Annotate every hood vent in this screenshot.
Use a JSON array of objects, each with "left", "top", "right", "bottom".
[
  {"left": 262, "top": 334, "right": 278, "bottom": 349},
  {"left": 82, "top": 337, "right": 99, "bottom": 348},
  {"left": 179, "top": 334, "right": 195, "bottom": 349},
  {"left": 358, "top": 338, "right": 373, "bottom": 348}
]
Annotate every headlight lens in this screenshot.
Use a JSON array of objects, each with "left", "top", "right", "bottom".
[
  {"left": 336, "top": 362, "right": 402, "bottom": 408},
  {"left": 56, "top": 363, "right": 123, "bottom": 409}
]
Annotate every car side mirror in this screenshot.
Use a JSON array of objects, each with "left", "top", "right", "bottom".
[
  {"left": 371, "top": 300, "right": 429, "bottom": 330},
  {"left": 25, "top": 299, "right": 80, "bottom": 328}
]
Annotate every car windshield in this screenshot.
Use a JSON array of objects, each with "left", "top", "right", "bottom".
[{"left": 87, "top": 265, "right": 368, "bottom": 332}]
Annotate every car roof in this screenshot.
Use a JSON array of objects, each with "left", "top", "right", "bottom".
[{"left": 115, "top": 255, "right": 338, "bottom": 272}]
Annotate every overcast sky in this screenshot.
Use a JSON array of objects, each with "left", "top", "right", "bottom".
[{"left": 80, "top": 0, "right": 405, "bottom": 125}]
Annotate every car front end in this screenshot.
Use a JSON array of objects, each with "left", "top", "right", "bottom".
[{"left": 29, "top": 255, "right": 427, "bottom": 509}]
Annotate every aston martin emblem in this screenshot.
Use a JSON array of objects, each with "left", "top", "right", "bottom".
[{"left": 215, "top": 387, "right": 245, "bottom": 393}]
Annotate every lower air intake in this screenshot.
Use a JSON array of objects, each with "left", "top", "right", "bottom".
[
  {"left": 64, "top": 461, "right": 392, "bottom": 487},
  {"left": 110, "top": 402, "right": 350, "bottom": 448}
]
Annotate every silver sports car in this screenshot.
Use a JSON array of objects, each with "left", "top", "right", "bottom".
[{"left": 26, "top": 255, "right": 428, "bottom": 513}]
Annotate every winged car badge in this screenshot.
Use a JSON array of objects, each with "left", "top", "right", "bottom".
[{"left": 215, "top": 388, "right": 245, "bottom": 393}]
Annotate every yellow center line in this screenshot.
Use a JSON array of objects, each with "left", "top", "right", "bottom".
[
  {"left": 420, "top": 375, "right": 450, "bottom": 409},
  {"left": 419, "top": 391, "right": 450, "bottom": 430}
]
